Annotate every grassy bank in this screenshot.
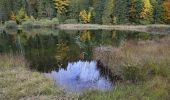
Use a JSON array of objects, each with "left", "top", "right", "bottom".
[
  {"left": 0, "top": 55, "right": 78, "bottom": 100},
  {"left": 90, "top": 37, "right": 170, "bottom": 100}
]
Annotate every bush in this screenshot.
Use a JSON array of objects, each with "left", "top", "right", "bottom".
[
  {"left": 34, "top": 18, "right": 60, "bottom": 28},
  {"left": 39, "top": 19, "right": 53, "bottom": 26},
  {"left": 33, "top": 19, "right": 50, "bottom": 28},
  {"left": 64, "top": 19, "right": 78, "bottom": 24},
  {"left": 51, "top": 18, "right": 60, "bottom": 24},
  {"left": 5, "top": 21, "right": 17, "bottom": 29},
  {"left": 22, "top": 20, "right": 34, "bottom": 29}
]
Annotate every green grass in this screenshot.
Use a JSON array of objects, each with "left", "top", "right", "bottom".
[
  {"left": 0, "top": 55, "right": 78, "bottom": 100},
  {"left": 81, "top": 76, "right": 170, "bottom": 100}
]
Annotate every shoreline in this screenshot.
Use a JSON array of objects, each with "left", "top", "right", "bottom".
[
  {"left": 57, "top": 24, "right": 170, "bottom": 34},
  {"left": 2, "top": 24, "right": 170, "bottom": 34}
]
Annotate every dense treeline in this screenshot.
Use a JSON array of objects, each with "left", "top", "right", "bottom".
[{"left": 0, "top": 0, "right": 170, "bottom": 24}]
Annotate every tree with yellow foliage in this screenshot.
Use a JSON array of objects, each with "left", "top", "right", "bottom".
[
  {"left": 53, "top": 0, "right": 70, "bottom": 14},
  {"left": 79, "top": 10, "right": 90, "bottom": 23},
  {"left": 10, "top": 11, "right": 17, "bottom": 21},
  {"left": 10, "top": 8, "right": 29, "bottom": 24},
  {"left": 140, "top": 0, "right": 153, "bottom": 24},
  {"left": 79, "top": 8, "right": 93, "bottom": 24},
  {"left": 162, "top": 0, "right": 170, "bottom": 23}
]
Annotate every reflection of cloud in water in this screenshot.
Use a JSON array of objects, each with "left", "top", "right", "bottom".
[{"left": 45, "top": 61, "right": 112, "bottom": 92}]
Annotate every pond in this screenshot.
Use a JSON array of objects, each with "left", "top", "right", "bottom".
[{"left": 0, "top": 28, "right": 168, "bottom": 92}]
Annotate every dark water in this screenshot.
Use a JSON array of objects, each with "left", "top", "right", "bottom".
[
  {"left": 0, "top": 29, "right": 167, "bottom": 92},
  {"left": 0, "top": 29, "right": 166, "bottom": 72}
]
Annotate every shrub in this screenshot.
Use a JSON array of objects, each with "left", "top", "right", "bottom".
[
  {"left": 16, "top": 8, "right": 29, "bottom": 24},
  {"left": 39, "top": 19, "right": 53, "bottom": 26},
  {"left": 22, "top": 20, "right": 34, "bottom": 29},
  {"left": 33, "top": 19, "right": 52, "bottom": 28},
  {"left": 35, "top": 18, "right": 60, "bottom": 28},
  {"left": 64, "top": 19, "right": 78, "bottom": 24},
  {"left": 51, "top": 18, "right": 60, "bottom": 24},
  {"left": 5, "top": 21, "right": 17, "bottom": 29}
]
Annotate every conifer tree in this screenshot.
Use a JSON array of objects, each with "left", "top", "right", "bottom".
[
  {"left": 150, "top": 0, "right": 163, "bottom": 23},
  {"left": 38, "top": 0, "right": 56, "bottom": 18},
  {"left": 114, "top": 0, "right": 129, "bottom": 24},
  {"left": 94, "top": 0, "right": 106, "bottom": 24},
  {"left": 102, "top": 0, "right": 115, "bottom": 24}
]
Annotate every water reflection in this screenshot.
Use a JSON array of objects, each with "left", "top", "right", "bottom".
[
  {"left": 0, "top": 29, "right": 166, "bottom": 72},
  {"left": 45, "top": 61, "right": 112, "bottom": 92}
]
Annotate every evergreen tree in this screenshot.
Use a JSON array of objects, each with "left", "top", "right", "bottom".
[
  {"left": 102, "top": 0, "right": 115, "bottom": 24},
  {"left": 69, "top": 0, "right": 91, "bottom": 20},
  {"left": 151, "top": 0, "right": 163, "bottom": 23},
  {"left": 0, "top": 0, "right": 13, "bottom": 21},
  {"left": 114, "top": 0, "right": 129, "bottom": 24},
  {"left": 67, "top": 0, "right": 79, "bottom": 19},
  {"left": 29, "top": 0, "right": 39, "bottom": 18},
  {"left": 37, "top": 0, "right": 56, "bottom": 18},
  {"left": 0, "top": 0, "right": 169, "bottom": 24},
  {"left": 94, "top": 0, "right": 106, "bottom": 24},
  {"left": 128, "top": 0, "right": 143, "bottom": 24}
]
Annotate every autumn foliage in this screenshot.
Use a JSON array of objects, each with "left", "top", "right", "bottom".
[
  {"left": 162, "top": 0, "right": 170, "bottom": 23},
  {"left": 10, "top": 11, "right": 17, "bottom": 21},
  {"left": 79, "top": 10, "right": 92, "bottom": 23},
  {"left": 1, "top": 0, "right": 170, "bottom": 24},
  {"left": 140, "top": 0, "right": 153, "bottom": 19},
  {"left": 53, "top": 0, "right": 70, "bottom": 14}
]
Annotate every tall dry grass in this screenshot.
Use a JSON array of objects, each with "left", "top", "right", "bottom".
[{"left": 93, "top": 37, "right": 170, "bottom": 81}]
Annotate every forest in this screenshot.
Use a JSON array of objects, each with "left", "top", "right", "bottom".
[{"left": 0, "top": 0, "right": 170, "bottom": 25}]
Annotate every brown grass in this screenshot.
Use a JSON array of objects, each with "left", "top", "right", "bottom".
[{"left": 93, "top": 37, "right": 170, "bottom": 79}]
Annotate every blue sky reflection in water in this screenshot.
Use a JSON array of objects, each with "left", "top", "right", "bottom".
[{"left": 45, "top": 61, "right": 112, "bottom": 92}]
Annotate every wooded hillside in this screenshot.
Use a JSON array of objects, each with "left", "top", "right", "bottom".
[{"left": 0, "top": 0, "right": 170, "bottom": 24}]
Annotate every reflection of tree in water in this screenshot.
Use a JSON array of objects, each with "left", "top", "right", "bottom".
[
  {"left": 0, "top": 31, "right": 13, "bottom": 52},
  {"left": 55, "top": 43, "right": 69, "bottom": 65},
  {"left": 112, "top": 31, "right": 127, "bottom": 47},
  {"left": 79, "top": 30, "right": 93, "bottom": 60},
  {"left": 98, "top": 30, "right": 127, "bottom": 47},
  {"left": 25, "top": 34, "right": 59, "bottom": 72},
  {"left": 0, "top": 29, "right": 166, "bottom": 72},
  {"left": 80, "top": 30, "right": 91, "bottom": 42},
  {"left": 128, "top": 32, "right": 165, "bottom": 41}
]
